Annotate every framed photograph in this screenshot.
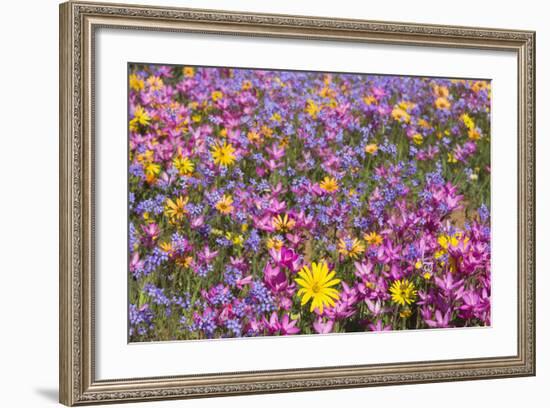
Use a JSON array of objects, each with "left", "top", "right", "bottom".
[{"left": 59, "top": 1, "right": 536, "bottom": 405}]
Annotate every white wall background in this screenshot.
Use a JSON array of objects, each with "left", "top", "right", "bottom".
[{"left": 0, "top": 0, "right": 545, "bottom": 406}]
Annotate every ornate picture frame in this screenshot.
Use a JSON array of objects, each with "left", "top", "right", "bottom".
[{"left": 59, "top": 1, "right": 535, "bottom": 405}]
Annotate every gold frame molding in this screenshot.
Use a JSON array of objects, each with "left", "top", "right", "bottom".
[{"left": 59, "top": 1, "right": 536, "bottom": 405}]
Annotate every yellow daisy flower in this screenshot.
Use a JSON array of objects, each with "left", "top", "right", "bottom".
[
  {"left": 266, "top": 237, "right": 284, "bottom": 250},
  {"left": 172, "top": 155, "right": 194, "bottom": 176},
  {"left": 434, "top": 97, "right": 451, "bottom": 110},
  {"left": 363, "top": 231, "right": 383, "bottom": 246},
  {"left": 129, "top": 105, "right": 150, "bottom": 130},
  {"left": 468, "top": 128, "right": 481, "bottom": 140},
  {"left": 365, "top": 143, "right": 378, "bottom": 154},
  {"left": 338, "top": 238, "right": 366, "bottom": 259},
  {"left": 129, "top": 73, "right": 144, "bottom": 91},
  {"left": 412, "top": 133, "right": 424, "bottom": 145},
  {"left": 433, "top": 84, "right": 449, "bottom": 98},
  {"left": 211, "top": 141, "right": 236, "bottom": 167},
  {"left": 164, "top": 196, "right": 189, "bottom": 221},
  {"left": 319, "top": 176, "right": 339, "bottom": 193},
  {"left": 471, "top": 80, "right": 489, "bottom": 93},
  {"left": 296, "top": 261, "right": 341, "bottom": 313},
  {"left": 363, "top": 95, "right": 377, "bottom": 105},
  {"left": 144, "top": 162, "right": 160, "bottom": 178},
  {"left": 391, "top": 106, "right": 411, "bottom": 123},
  {"left": 389, "top": 279, "right": 417, "bottom": 306},
  {"left": 215, "top": 195, "right": 234, "bottom": 215},
  {"left": 461, "top": 113, "right": 475, "bottom": 130},
  {"left": 182, "top": 67, "right": 195, "bottom": 78},
  {"left": 211, "top": 90, "right": 223, "bottom": 101},
  {"left": 305, "top": 99, "right": 321, "bottom": 119},
  {"left": 146, "top": 75, "right": 164, "bottom": 91},
  {"left": 272, "top": 214, "right": 296, "bottom": 232}
]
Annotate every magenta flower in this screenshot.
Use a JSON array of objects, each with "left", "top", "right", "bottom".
[
  {"left": 458, "top": 289, "right": 490, "bottom": 322},
  {"left": 313, "top": 318, "right": 334, "bottom": 334},
  {"left": 190, "top": 215, "right": 205, "bottom": 229},
  {"left": 263, "top": 263, "right": 289, "bottom": 294},
  {"left": 267, "top": 198, "right": 287, "bottom": 214},
  {"left": 269, "top": 247, "right": 300, "bottom": 272},
  {"left": 377, "top": 241, "right": 401, "bottom": 264},
  {"left": 435, "top": 273, "right": 465, "bottom": 297},
  {"left": 141, "top": 223, "right": 159, "bottom": 240},
  {"left": 263, "top": 312, "right": 300, "bottom": 335},
  {"left": 129, "top": 252, "right": 144, "bottom": 275},
  {"left": 236, "top": 275, "right": 253, "bottom": 289},
  {"left": 368, "top": 320, "right": 392, "bottom": 331},
  {"left": 140, "top": 223, "right": 160, "bottom": 247},
  {"left": 365, "top": 299, "right": 387, "bottom": 316},
  {"left": 324, "top": 282, "right": 357, "bottom": 320},
  {"left": 197, "top": 246, "right": 219, "bottom": 264},
  {"left": 266, "top": 143, "right": 285, "bottom": 161},
  {"left": 425, "top": 309, "right": 452, "bottom": 328},
  {"left": 354, "top": 261, "right": 374, "bottom": 279}
]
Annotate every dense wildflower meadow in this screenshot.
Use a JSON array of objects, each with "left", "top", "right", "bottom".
[{"left": 128, "top": 64, "right": 491, "bottom": 342}]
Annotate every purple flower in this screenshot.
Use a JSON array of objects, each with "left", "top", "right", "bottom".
[
  {"left": 129, "top": 252, "right": 144, "bottom": 277},
  {"left": 425, "top": 309, "right": 452, "bottom": 328},
  {"left": 313, "top": 318, "right": 334, "bottom": 334},
  {"left": 368, "top": 320, "right": 392, "bottom": 331},
  {"left": 435, "top": 273, "right": 465, "bottom": 297},
  {"left": 365, "top": 299, "right": 387, "bottom": 316},
  {"left": 269, "top": 246, "right": 300, "bottom": 272},
  {"left": 263, "top": 312, "right": 300, "bottom": 335},
  {"left": 263, "top": 263, "right": 288, "bottom": 294},
  {"left": 197, "top": 245, "right": 218, "bottom": 263}
]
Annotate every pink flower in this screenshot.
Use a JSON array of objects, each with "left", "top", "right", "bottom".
[
  {"left": 368, "top": 320, "right": 392, "bottom": 331},
  {"left": 266, "top": 143, "right": 285, "bottom": 160},
  {"left": 236, "top": 275, "right": 253, "bottom": 289},
  {"left": 377, "top": 241, "right": 401, "bottom": 264},
  {"left": 313, "top": 318, "right": 334, "bottom": 334},
  {"left": 324, "top": 282, "right": 357, "bottom": 320},
  {"left": 129, "top": 252, "right": 144, "bottom": 275},
  {"left": 197, "top": 246, "right": 218, "bottom": 263},
  {"left": 190, "top": 215, "right": 205, "bottom": 229},
  {"left": 269, "top": 247, "right": 300, "bottom": 272},
  {"left": 255, "top": 166, "right": 266, "bottom": 177},
  {"left": 230, "top": 256, "right": 247, "bottom": 271},
  {"left": 263, "top": 263, "right": 288, "bottom": 293},
  {"left": 425, "top": 309, "right": 452, "bottom": 328},
  {"left": 141, "top": 222, "right": 159, "bottom": 239},
  {"left": 267, "top": 198, "right": 287, "bottom": 214},
  {"left": 253, "top": 214, "right": 275, "bottom": 232},
  {"left": 263, "top": 158, "right": 283, "bottom": 172},
  {"left": 365, "top": 299, "right": 387, "bottom": 316},
  {"left": 263, "top": 312, "right": 300, "bottom": 335},
  {"left": 141, "top": 223, "right": 160, "bottom": 246},
  {"left": 278, "top": 296, "right": 293, "bottom": 310},
  {"left": 435, "top": 273, "right": 464, "bottom": 297},
  {"left": 354, "top": 261, "right": 374, "bottom": 279},
  {"left": 285, "top": 233, "right": 302, "bottom": 246}
]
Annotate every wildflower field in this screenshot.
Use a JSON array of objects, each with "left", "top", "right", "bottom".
[{"left": 128, "top": 64, "right": 491, "bottom": 341}]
